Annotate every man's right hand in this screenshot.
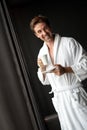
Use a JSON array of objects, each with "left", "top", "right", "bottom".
[{"left": 37, "top": 58, "right": 46, "bottom": 72}]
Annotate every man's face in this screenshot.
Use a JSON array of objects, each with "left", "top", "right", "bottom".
[{"left": 34, "top": 22, "right": 53, "bottom": 42}]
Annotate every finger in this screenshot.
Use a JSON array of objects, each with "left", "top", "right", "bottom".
[{"left": 55, "top": 66, "right": 60, "bottom": 70}]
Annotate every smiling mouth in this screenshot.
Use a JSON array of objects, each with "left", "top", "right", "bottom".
[{"left": 44, "top": 35, "right": 50, "bottom": 40}]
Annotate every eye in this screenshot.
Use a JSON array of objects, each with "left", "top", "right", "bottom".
[
  {"left": 44, "top": 26, "right": 50, "bottom": 31},
  {"left": 37, "top": 30, "right": 42, "bottom": 34}
]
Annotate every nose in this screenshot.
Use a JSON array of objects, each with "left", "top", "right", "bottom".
[{"left": 42, "top": 30, "right": 46, "bottom": 35}]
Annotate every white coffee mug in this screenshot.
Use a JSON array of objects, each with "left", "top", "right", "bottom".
[{"left": 41, "top": 54, "right": 48, "bottom": 65}]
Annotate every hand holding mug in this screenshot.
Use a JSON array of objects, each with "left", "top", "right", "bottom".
[{"left": 37, "top": 58, "right": 46, "bottom": 72}]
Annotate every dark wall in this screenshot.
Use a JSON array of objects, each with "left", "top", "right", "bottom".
[{"left": 6, "top": 1, "right": 87, "bottom": 119}]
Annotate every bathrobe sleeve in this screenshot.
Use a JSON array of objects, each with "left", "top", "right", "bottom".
[
  {"left": 37, "top": 68, "right": 50, "bottom": 85},
  {"left": 37, "top": 44, "right": 50, "bottom": 85},
  {"left": 70, "top": 38, "right": 87, "bottom": 81}
]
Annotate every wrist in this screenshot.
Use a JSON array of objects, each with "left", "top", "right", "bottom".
[
  {"left": 64, "top": 67, "right": 74, "bottom": 73},
  {"left": 40, "top": 66, "right": 46, "bottom": 72}
]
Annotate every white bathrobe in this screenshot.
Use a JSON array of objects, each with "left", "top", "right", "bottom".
[{"left": 37, "top": 34, "right": 87, "bottom": 130}]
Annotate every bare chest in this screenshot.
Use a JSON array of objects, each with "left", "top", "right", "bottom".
[{"left": 49, "top": 48, "right": 54, "bottom": 64}]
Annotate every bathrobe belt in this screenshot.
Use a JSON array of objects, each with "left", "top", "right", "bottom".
[{"left": 49, "top": 83, "right": 82, "bottom": 94}]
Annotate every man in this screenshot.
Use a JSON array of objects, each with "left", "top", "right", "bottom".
[{"left": 30, "top": 15, "right": 87, "bottom": 130}]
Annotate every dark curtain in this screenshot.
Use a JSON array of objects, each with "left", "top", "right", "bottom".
[{"left": 0, "top": 1, "right": 46, "bottom": 130}]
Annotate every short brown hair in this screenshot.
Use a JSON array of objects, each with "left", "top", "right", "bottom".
[{"left": 30, "top": 15, "right": 51, "bottom": 33}]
